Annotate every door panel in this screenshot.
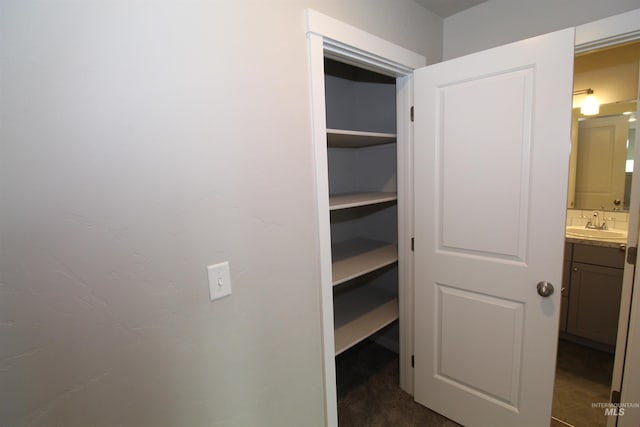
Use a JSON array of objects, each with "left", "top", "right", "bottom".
[
  {"left": 439, "top": 68, "right": 533, "bottom": 261},
  {"left": 438, "top": 285, "right": 524, "bottom": 407},
  {"left": 414, "top": 28, "right": 575, "bottom": 426}
]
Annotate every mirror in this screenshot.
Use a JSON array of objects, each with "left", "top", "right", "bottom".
[{"left": 567, "top": 101, "right": 637, "bottom": 211}]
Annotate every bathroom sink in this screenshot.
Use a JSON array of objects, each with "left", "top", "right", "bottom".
[{"left": 565, "top": 226, "right": 627, "bottom": 241}]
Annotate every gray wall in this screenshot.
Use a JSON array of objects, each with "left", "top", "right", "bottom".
[
  {"left": 0, "top": 1, "right": 441, "bottom": 426},
  {"left": 444, "top": 0, "right": 640, "bottom": 59}
]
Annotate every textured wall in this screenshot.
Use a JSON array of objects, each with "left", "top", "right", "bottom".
[
  {"left": 443, "top": 0, "right": 640, "bottom": 59},
  {"left": 0, "top": 1, "right": 441, "bottom": 426}
]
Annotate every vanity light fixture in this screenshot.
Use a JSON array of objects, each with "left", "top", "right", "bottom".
[{"left": 573, "top": 88, "right": 599, "bottom": 115}]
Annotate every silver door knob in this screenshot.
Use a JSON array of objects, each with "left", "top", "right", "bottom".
[{"left": 537, "top": 281, "right": 554, "bottom": 297}]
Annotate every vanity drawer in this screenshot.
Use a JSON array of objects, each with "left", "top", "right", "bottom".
[{"left": 573, "top": 244, "right": 625, "bottom": 269}]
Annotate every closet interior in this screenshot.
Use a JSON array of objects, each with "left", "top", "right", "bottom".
[{"left": 324, "top": 58, "right": 401, "bottom": 370}]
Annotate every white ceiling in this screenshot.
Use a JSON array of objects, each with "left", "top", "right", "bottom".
[{"left": 414, "top": 0, "right": 487, "bottom": 18}]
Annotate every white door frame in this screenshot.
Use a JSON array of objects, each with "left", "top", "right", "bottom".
[
  {"left": 575, "top": 8, "right": 640, "bottom": 427},
  {"left": 305, "top": 9, "right": 425, "bottom": 427},
  {"left": 306, "top": 7, "right": 640, "bottom": 427}
]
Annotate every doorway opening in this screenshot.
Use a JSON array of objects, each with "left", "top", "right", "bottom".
[
  {"left": 553, "top": 40, "right": 640, "bottom": 427},
  {"left": 323, "top": 57, "right": 461, "bottom": 425}
]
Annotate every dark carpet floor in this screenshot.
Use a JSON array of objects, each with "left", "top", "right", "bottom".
[
  {"left": 337, "top": 339, "right": 614, "bottom": 427},
  {"left": 336, "top": 340, "right": 460, "bottom": 427}
]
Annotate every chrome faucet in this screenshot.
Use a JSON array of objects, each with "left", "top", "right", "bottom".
[{"left": 585, "top": 210, "right": 608, "bottom": 230}]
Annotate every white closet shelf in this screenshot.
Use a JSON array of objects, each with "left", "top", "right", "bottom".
[
  {"left": 334, "top": 287, "right": 398, "bottom": 355},
  {"left": 329, "top": 192, "right": 397, "bottom": 210},
  {"left": 332, "top": 239, "right": 398, "bottom": 286},
  {"left": 327, "top": 129, "right": 397, "bottom": 147}
]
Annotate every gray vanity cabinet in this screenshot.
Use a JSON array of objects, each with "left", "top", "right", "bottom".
[{"left": 565, "top": 243, "right": 624, "bottom": 346}]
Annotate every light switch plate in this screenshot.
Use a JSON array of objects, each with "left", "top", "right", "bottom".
[{"left": 208, "top": 261, "right": 232, "bottom": 301}]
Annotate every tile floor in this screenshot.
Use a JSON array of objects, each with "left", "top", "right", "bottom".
[{"left": 552, "top": 339, "right": 614, "bottom": 427}]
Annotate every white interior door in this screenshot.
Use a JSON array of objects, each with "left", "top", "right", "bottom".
[{"left": 413, "top": 28, "right": 575, "bottom": 426}]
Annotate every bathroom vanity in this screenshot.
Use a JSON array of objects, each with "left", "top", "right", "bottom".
[{"left": 561, "top": 235, "right": 626, "bottom": 348}]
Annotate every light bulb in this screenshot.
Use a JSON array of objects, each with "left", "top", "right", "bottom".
[{"left": 580, "top": 94, "right": 599, "bottom": 115}]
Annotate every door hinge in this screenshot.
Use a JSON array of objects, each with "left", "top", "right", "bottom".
[
  {"left": 410, "top": 106, "right": 414, "bottom": 122},
  {"left": 627, "top": 246, "right": 637, "bottom": 265},
  {"left": 611, "top": 390, "right": 621, "bottom": 405},
  {"left": 411, "top": 355, "right": 415, "bottom": 368},
  {"left": 411, "top": 237, "right": 414, "bottom": 252}
]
